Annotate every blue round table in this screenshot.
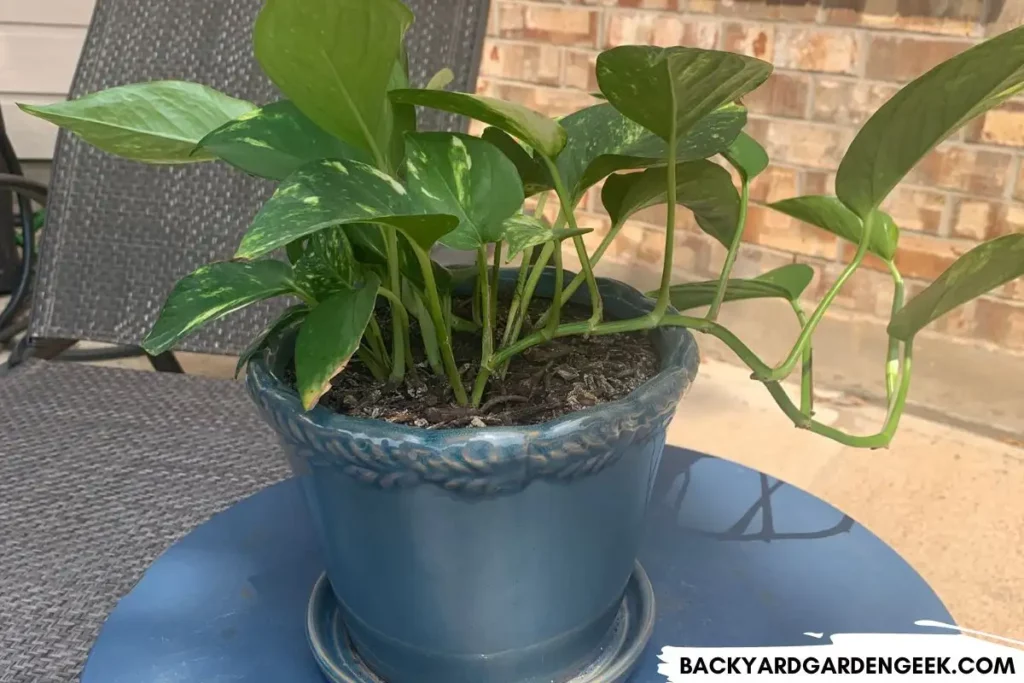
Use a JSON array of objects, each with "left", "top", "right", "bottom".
[{"left": 81, "top": 447, "right": 953, "bottom": 683}]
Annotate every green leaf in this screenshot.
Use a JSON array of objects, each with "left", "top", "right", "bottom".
[
  {"left": 253, "top": 0, "right": 412, "bottom": 162},
  {"left": 596, "top": 46, "right": 772, "bottom": 143},
  {"left": 141, "top": 260, "right": 298, "bottom": 355},
  {"left": 722, "top": 131, "right": 768, "bottom": 180},
  {"left": 888, "top": 234, "right": 1024, "bottom": 341},
  {"left": 387, "top": 50, "right": 417, "bottom": 175},
  {"left": 19, "top": 81, "right": 256, "bottom": 164},
  {"left": 555, "top": 102, "right": 747, "bottom": 204},
  {"left": 295, "top": 273, "right": 381, "bottom": 410},
  {"left": 769, "top": 195, "right": 899, "bottom": 261},
  {"left": 837, "top": 25, "right": 1024, "bottom": 217},
  {"left": 236, "top": 158, "right": 459, "bottom": 258},
  {"left": 601, "top": 160, "right": 740, "bottom": 246},
  {"left": 294, "top": 226, "right": 359, "bottom": 298},
  {"left": 481, "top": 127, "right": 554, "bottom": 196},
  {"left": 652, "top": 264, "right": 815, "bottom": 311},
  {"left": 389, "top": 89, "right": 567, "bottom": 158},
  {"left": 404, "top": 132, "right": 524, "bottom": 249},
  {"left": 425, "top": 68, "right": 455, "bottom": 91},
  {"left": 235, "top": 304, "right": 309, "bottom": 378},
  {"left": 196, "top": 100, "right": 370, "bottom": 180},
  {"left": 501, "top": 214, "right": 592, "bottom": 260}
]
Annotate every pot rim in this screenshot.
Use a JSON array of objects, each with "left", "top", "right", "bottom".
[{"left": 247, "top": 272, "right": 700, "bottom": 440}]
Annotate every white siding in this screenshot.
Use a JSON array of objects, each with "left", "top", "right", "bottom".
[{"left": 0, "top": 0, "right": 95, "bottom": 159}]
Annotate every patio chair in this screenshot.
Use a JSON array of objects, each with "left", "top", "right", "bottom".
[{"left": 0, "top": 0, "right": 491, "bottom": 680}]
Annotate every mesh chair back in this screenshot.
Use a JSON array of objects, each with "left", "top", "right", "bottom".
[{"left": 29, "top": 0, "right": 491, "bottom": 355}]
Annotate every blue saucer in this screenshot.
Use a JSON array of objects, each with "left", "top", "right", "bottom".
[{"left": 306, "top": 563, "right": 656, "bottom": 683}]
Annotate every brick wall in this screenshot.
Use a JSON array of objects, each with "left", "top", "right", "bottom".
[{"left": 477, "top": 0, "right": 1024, "bottom": 352}]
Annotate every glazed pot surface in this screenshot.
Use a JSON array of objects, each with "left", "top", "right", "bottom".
[{"left": 246, "top": 271, "right": 700, "bottom": 683}]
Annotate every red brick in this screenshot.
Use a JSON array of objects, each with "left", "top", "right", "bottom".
[
  {"left": 802, "top": 170, "right": 833, "bottom": 195},
  {"left": 812, "top": 78, "right": 899, "bottom": 126},
  {"left": 907, "top": 146, "right": 1013, "bottom": 198},
  {"left": 1015, "top": 163, "right": 1024, "bottom": 202},
  {"left": 579, "top": 0, "right": 681, "bottom": 8},
  {"left": 723, "top": 23, "right": 774, "bottom": 61},
  {"left": 480, "top": 42, "right": 563, "bottom": 86},
  {"left": 951, "top": 200, "right": 1024, "bottom": 241},
  {"left": 865, "top": 36, "right": 967, "bottom": 82},
  {"left": 563, "top": 50, "right": 599, "bottom": 92},
  {"left": 843, "top": 233, "right": 966, "bottom": 280},
  {"left": 497, "top": 3, "right": 599, "bottom": 47},
  {"left": 819, "top": 262, "right": 899, "bottom": 319},
  {"left": 758, "top": 118, "right": 852, "bottom": 170},
  {"left": 973, "top": 298, "right": 1024, "bottom": 350},
  {"left": 743, "top": 72, "right": 810, "bottom": 119},
  {"left": 476, "top": 78, "right": 598, "bottom": 118},
  {"left": 965, "top": 101, "right": 1024, "bottom": 148},
  {"left": 749, "top": 165, "right": 799, "bottom": 204},
  {"left": 713, "top": 0, "right": 820, "bottom": 21},
  {"left": 605, "top": 12, "right": 719, "bottom": 48},
  {"left": 775, "top": 28, "right": 860, "bottom": 74},
  {"left": 986, "top": 3, "right": 1024, "bottom": 37},
  {"left": 823, "top": 0, "right": 985, "bottom": 37},
  {"left": 744, "top": 204, "right": 838, "bottom": 258},
  {"left": 880, "top": 187, "right": 947, "bottom": 234}
]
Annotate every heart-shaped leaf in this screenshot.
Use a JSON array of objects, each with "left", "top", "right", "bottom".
[
  {"left": 19, "top": 81, "right": 256, "bottom": 163},
  {"left": 389, "top": 89, "right": 567, "bottom": 158},
  {"left": 501, "top": 214, "right": 593, "bottom": 260},
  {"left": 294, "top": 226, "right": 359, "bottom": 299},
  {"left": 722, "top": 131, "right": 768, "bottom": 180},
  {"left": 295, "top": 272, "right": 381, "bottom": 410},
  {"left": 236, "top": 159, "right": 459, "bottom": 258},
  {"left": 197, "top": 100, "right": 370, "bottom": 180},
  {"left": 601, "top": 160, "right": 740, "bottom": 246},
  {"left": 769, "top": 195, "right": 899, "bottom": 261},
  {"left": 404, "top": 133, "right": 524, "bottom": 249},
  {"left": 481, "top": 127, "right": 554, "bottom": 196},
  {"left": 235, "top": 304, "right": 309, "bottom": 378},
  {"left": 652, "top": 264, "right": 815, "bottom": 311},
  {"left": 141, "top": 259, "right": 299, "bottom": 355},
  {"left": 425, "top": 68, "right": 455, "bottom": 91},
  {"left": 888, "top": 234, "right": 1024, "bottom": 341},
  {"left": 837, "top": 25, "right": 1024, "bottom": 217},
  {"left": 596, "top": 46, "right": 771, "bottom": 143},
  {"left": 556, "top": 102, "right": 746, "bottom": 205},
  {"left": 254, "top": 0, "right": 412, "bottom": 161}
]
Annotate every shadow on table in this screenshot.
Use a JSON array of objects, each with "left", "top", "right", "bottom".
[{"left": 662, "top": 451, "right": 854, "bottom": 542}]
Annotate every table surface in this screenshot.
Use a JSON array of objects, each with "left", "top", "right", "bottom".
[{"left": 81, "top": 447, "right": 953, "bottom": 683}]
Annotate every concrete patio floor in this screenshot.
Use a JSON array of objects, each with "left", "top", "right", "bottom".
[{"left": 2, "top": 338, "right": 1019, "bottom": 644}]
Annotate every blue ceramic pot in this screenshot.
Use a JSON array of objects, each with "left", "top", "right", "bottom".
[{"left": 246, "top": 270, "right": 700, "bottom": 683}]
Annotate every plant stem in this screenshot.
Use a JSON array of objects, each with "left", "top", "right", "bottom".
[
  {"left": 502, "top": 245, "right": 534, "bottom": 347},
  {"left": 490, "top": 240, "right": 502, "bottom": 332},
  {"left": 652, "top": 120, "right": 679, "bottom": 321},
  {"left": 707, "top": 178, "right": 750, "bottom": 321},
  {"left": 791, "top": 302, "right": 814, "bottom": 416},
  {"left": 357, "top": 345, "right": 389, "bottom": 382},
  {"left": 541, "top": 157, "right": 602, "bottom": 328},
  {"left": 384, "top": 227, "right": 406, "bottom": 380},
  {"left": 487, "top": 307, "right": 912, "bottom": 449},
  {"left": 540, "top": 220, "right": 627, "bottom": 323},
  {"left": 472, "top": 246, "right": 494, "bottom": 407},
  {"left": 508, "top": 241, "right": 554, "bottom": 340},
  {"left": 544, "top": 242, "right": 563, "bottom": 339},
  {"left": 377, "top": 286, "right": 412, "bottom": 383},
  {"left": 365, "top": 315, "right": 390, "bottom": 372},
  {"left": 756, "top": 211, "right": 877, "bottom": 382},
  {"left": 412, "top": 244, "right": 469, "bottom": 405},
  {"left": 885, "top": 259, "right": 905, "bottom": 400},
  {"left": 452, "top": 315, "right": 480, "bottom": 333}
]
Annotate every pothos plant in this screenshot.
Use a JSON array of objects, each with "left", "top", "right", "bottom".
[{"left": 23, "top": 0, "right": 1024, "bottom": 449}]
